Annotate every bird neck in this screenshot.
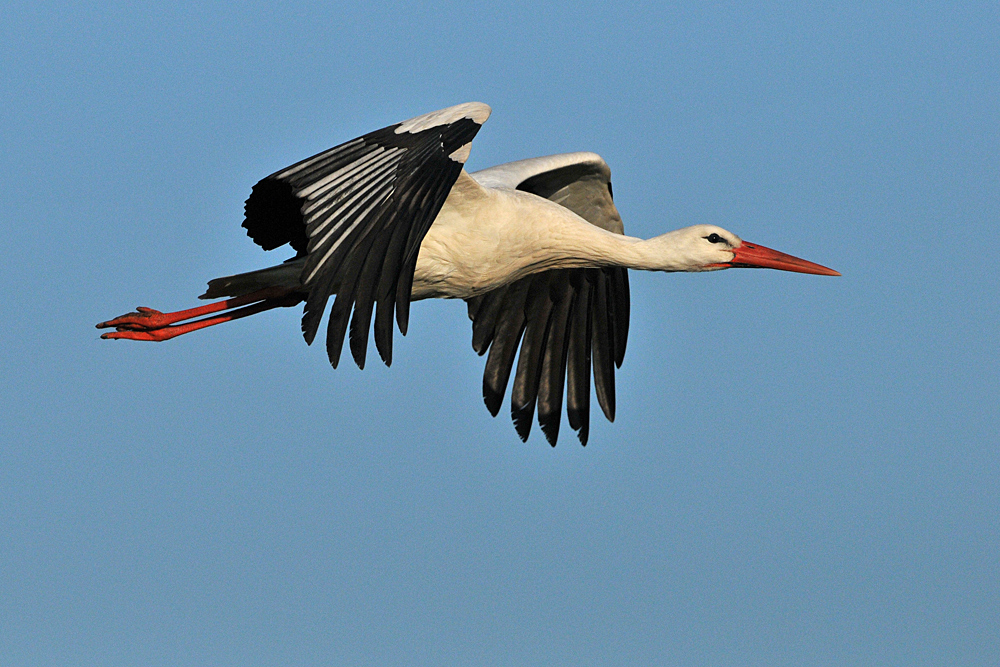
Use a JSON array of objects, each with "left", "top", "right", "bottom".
[{"left": 589, "top": 229, "right": 711, "bottom": 273}]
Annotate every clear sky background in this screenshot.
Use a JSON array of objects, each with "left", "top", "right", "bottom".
[{"left": 2, "top": 2, "right": 997, "bottom": 665}]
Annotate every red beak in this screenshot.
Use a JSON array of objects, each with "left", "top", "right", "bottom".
[{"left": 728, "top": 242, "right": 841, "bottom": 276}]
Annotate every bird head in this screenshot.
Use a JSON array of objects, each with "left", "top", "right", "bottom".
[{"left": 652, "top": 224, "right": 840, "bottom": 276}]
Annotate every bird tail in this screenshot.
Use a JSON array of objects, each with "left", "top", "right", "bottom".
[{"left": 200, "top": 257, "right": 306, "bottom": 300}]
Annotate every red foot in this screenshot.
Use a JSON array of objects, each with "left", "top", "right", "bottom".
[
  {"left": 96, "top": 307, "right": 173, "bottom": 332},
  {"left": 100, "top": 327, "right": 182, "bottom": 341}
]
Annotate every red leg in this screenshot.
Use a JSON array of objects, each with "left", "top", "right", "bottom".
[
  {"left": 97, "top": 287, "right": 297, "bottom": 332},
  {"left": 98, "top": 288, "right": 303, "bottom": 341}
]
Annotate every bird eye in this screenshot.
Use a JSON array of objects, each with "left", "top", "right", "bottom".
[{"left": 705, "top": 233, "right": 724, "bottom": 244}]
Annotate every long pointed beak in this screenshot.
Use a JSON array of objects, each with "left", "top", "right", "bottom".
[{"left": 728, "top": 242, "right": 840, "bottom": 276}]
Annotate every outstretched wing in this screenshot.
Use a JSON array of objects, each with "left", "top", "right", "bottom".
[
  {"left": 466, "top": 153, "right": 630, "bottom": 446},
  {"left": 242, "top": 102, "right": 491, "bottom": 369}
]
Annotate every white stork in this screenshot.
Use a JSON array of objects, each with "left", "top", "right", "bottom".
[{"left": 98, "top": 102, "right": 839, "bottom": 446}]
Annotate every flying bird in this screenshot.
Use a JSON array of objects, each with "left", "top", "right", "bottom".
[{"left": 98, "top": 102, "right": 839, "bottom": 446}]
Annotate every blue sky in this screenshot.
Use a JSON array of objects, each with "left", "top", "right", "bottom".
[{"left": 2, "top": 1, "right": 997, "bottom": 665}]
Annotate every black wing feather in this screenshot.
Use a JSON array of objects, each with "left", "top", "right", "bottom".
[
  {"left": 565, "top": 271, "right": 593, "bottom": 444},
  {"left": 466, "top": 156, "right": 630, "bottom": 445},
  {"left": 610, "top": 267, "right": 630, "bottom": 367},
  {"left": 590, "top": 269, "right": 616, "bottom": 422},
  {"left": 510, "top": 273, "right": 555, "bottom": 441},
  {"left": 394, "top": 163, "right": 464, "bottom": 334},
  {"left": 481, "top": 281, "right": 531, "bottom": 417},
  {"left": 242, "top": 106, "right": 487, "bottom": 368},
  {"left": 470, "top": 289, "right": 507, "bottom": 353},
  {"left": 536, "top": 271, "right": 574, "bottom": 446}
]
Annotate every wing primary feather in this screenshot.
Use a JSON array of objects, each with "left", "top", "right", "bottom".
[
  {"left": 369, "top": 148, "right": 446, "bottom": 354},
  {"left": 384, "top": 160, "right": 450, "bottom": 337},
  {"left": 372, "top": 220, "right": 412, "bottom": 366},
  {"left": 395, "top": 166, "right": 462, "bottom": 334},
  {"left": 348, "top": 215, "right": 397, "bottom": 368},
  {"left": 392, "top": 138, "right": 464, "bottom": 324},
  {"left": 466, "top": 296, "right": 483, "bottom": 321},
  {"left": 591, "top": 270, "right": 616, "bottom": 422},
  {"left": 611, "top": 268, "right": 630, "bottom": 367},
  {"left": 470, "top": 289, "right": 507, "bottom": 354},
  {"left": 324, "top": 226, "right": 382, "bottom": 368},
  {"left": 302, "top": 270, "right": 337, "bottom": 345},
  {"left": 482, "top": 282, "right": 530, "bottom": 417},
  {"left": 605, "top": 273, "right": 617, "bottom": 373},
  {"left": 510, "top": 274, "right": 555, "bottom": 442},
  {"left": 566, "top": 271, "right": 593, "bottom": 444},
  {"left": 537, "top": 271, "right": 574, "bottom": 446},
  {"left": 356, "top": 163, "right": 443, "bottom": 366},
  {"left": 368, "top": 147, "right": 449, "bottom": 354}
]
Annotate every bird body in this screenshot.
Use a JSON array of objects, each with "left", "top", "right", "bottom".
[
  {"left": 412, "top": 169, "right": 630, "bottom": 299},
  {"left": 99, "top": 102, "right": 839, "bottom": 445}
]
